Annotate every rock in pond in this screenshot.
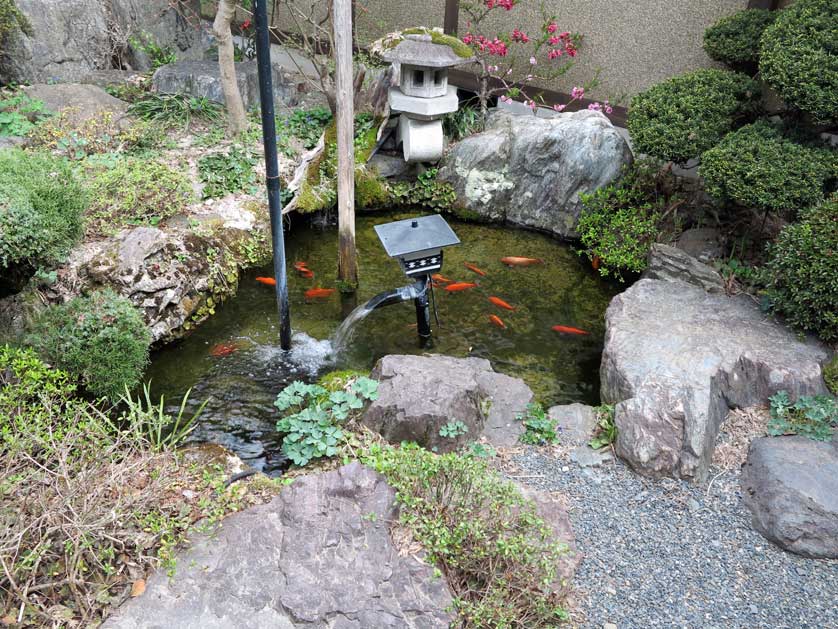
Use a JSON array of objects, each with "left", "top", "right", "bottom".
[
  {"left": 741, "top": 436, "right": 838, "bottom": 559},
  {"left": 103, "top": 462, "right": 455, "bottom": 628},
  {"left": 438, "top": 110, "right": 632, "bottom": 238},
  {"left": 362, "top": 354, "right": 534, "bottom": 451},
  {"left": 601, "top": 277, "right": 830, "bottom": 482}
]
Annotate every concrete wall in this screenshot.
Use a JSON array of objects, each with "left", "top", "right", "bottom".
[{"left": 354, "top": 0, "right": 752, "bottom": 101}]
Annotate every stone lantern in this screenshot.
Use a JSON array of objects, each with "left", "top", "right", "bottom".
[{"left": 382, "top": 32, "right": 475, "bottom": 163}]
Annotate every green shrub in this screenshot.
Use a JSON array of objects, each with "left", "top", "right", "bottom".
[
  {"left": 578, "top": 159, "right": 677, "bottom": 280},
  {"left": 765, "top": 197, "right": 838, "bottom": 342},
  {"left": 627, "top": 69, "right": 761, "bottom": 164},
  {"left": 703, "top": 8, "right": 777, "bottom": 68},
  {"left": 768, "top": 390, "right": 837, "bottom": 441},
  {"left": 198, "top": 146, "right": 257, "bottom": 198},
  {"left": 364, "top": 443, "right": 570, "bottom": 627},
  {"left": 700, "top": 121, "right": 836, "bottom": 212},
  {"left": 0, "top": 149, "right": 86, "bottom": 269},
  {"left": 824, "top": 356, "right": 838, "bottom": 396},
  {"left": 759, "top": 0, "right": 838, "bottom": 122},
  {"left": 27, "top": 290, "right": 152, "bottom": 400},
  {"left": 0, "top": 90, "right": 50, "bottom": 136},
  {"left": 517, "top": 403, "right": 558, "bottom": 445},
  {"left": 85, "top": 156, "right": 194, "bottom": 235},
  {"left": 0, "top": 0, "right": 31, "bottom": 39}
]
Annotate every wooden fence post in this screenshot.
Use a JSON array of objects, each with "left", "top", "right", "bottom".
[{"left": 444, "top": 0, "right": 460, "bottom": 35}]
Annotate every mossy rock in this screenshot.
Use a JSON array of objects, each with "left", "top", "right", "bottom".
[{"left": 397, "top": 27, "right": 474, "bottom": 58}]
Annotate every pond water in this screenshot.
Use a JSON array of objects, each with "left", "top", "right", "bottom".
[{"left": 146, "top": 210, "right": 619, "bottom": 473}]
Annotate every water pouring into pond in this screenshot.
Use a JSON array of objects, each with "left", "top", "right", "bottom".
[{"left": 145, "top": 211, "right": 619, "bottom": 472}]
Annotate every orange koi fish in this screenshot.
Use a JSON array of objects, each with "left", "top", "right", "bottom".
[
  {"left": 551, "top": 325, "right": 589, "bottom": 336},
  {"left": 304, "top": 287, "right": 335, "bottom": 300},
  {"left": 432, "top": 280, "right": 447, "bottom": 288},
  {"left": 445, "top": 282, "right": 477, "bottom": 292},
  {"left": 432, "top": 274, "right": 453, "bottom": 284},
  {"left": 501, "top": 256, "right": 544, "bottom": 267},
  {"left": 299, "top": 269, "right": 315, "bottom": 279},
  {"left": 293, "top": 261, "right": 309, "bottom": 271},
  {"left": 488, "top": 314, "right": 506, "bottom": 329},
  {"left": 488, "top": 296, "right": 515, "bottom": 311},
  {"left": 591, "top": 255, "right": 601, "bottom": 271},
  {"left": 255, "top": 276, "right": 276, "bottom": 286},
  {"left": 464, "top": 262, "right": 487, "bottom": 276},
  {"left": 209, "top": 342, "right": 239, "bottom": 357}
]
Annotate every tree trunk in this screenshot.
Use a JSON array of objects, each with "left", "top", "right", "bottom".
[
  {"left": 213, "top": 0, "right": 247, "bottom": 136},
  {"left": 333, "top": 0, "right": 357, "bottom": 291}
]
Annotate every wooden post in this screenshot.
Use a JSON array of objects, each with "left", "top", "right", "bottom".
[
  {"left": 444, "top": 0, "right": 460, "bottom": 35},
  {"left": 334, "top": 0, "right": 358, "bottom": 290}
]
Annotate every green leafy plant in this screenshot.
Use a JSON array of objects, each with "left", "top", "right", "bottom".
[
  {"left": 280, "top": 106, "right": 333, "bottom": 149},
  {"left": 703, "top": 8, "right": 777, "bottom": 69},
  {"left": 198, "top": 146, "right": 257, "bottom": 198},
  {"left": 443, "top": 102, "right": 483, "bottom": 141},
  {"left": 767, "top": 390, "right": 837, "bottom": 441},
  {"left": 466, "top": 442, "right": 496, "bottom": 459},
  {"left": 0, "top": 149, "right": 86, "bottom": 271},
  {"left": 589, "top": 404, "right": 617, "bottom": 450},
  {"left": 274, "top": 377, "right": 379, "bottom": 466},
  {"left": 759, "top": 0, "right": 838, "bottom": 123},
  {"left": 389, "top": 168, "right": 457, "bottom": 212},
  {"left": 518, "top": 403, "right": 558, "bottom": 446},
  {"left": 0, "top": 90, "right": 49, "bottom": 136},
  {"left": 85, "top": 156, "right": 194, "bottom": 235},
  {"left": 765, "top": 197, "right": 838, "bottom": 342},
  {"left": 130, "top": 31, "right": 177, "bottom": 70},
  {"left": 117, "top": 382, "right": 208, "bottom": 452},
  {"left": 824, "top": 356, "right": 838, "bottom": 396},
  {"left": 439, "top": 420, "right": 469, "bottom": 440},
  {"left": 0, "top": 0, "right": 32, "bottom": 39},
  {"left": 26, "top": 289, "right": 152, "bottom": 400},
  {"left": 700, "top": 121, "right": 836, "bottom": 214},
  {"left": 578, "top": 159, "right": 679, "bottom": 280},
  {"left": 364, "top": 443, "right": 570, "bottom": 627},
  {"left": 627, "top": 68, "right": 761, "bottom": 164},
  {"left": 128, "top": 93, "right": 223, "bottom": 129}
]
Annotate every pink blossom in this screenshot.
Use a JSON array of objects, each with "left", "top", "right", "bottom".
[
  {"left": 605, "top": 105, "right": 614, "bottom": 114},
  {"left": 463, "top": 33, "right": 474, "bottom": 44},
  {"left": 529, "top": 56, "right": 537, "bottom": 65},
  {"left": 547, "top": 49, "right": 563, "bottom": 60},
  {"left": 571, "top": 86, "right": 585, "bottom": 99},
  {"left": 511, "top": 28, "right": 529, "bottom": 43},
  {"left": 525, "top": 99, "right": 537, "bottom": 110},
  {"left": 588, "top": 102, "right": 602, "bottom": 111},
  {"left": 547, "top": 23, "right": 558, "bottom": 33},
  {"left": 553, "top": 104, "right": 566, "bottom": 112}
]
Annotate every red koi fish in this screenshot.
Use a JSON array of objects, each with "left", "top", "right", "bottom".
[
  {"left": 305, "top": 287, "right": 335, "bottom": 300},
  {"left": 432, "top": 280, "right": 447, "bottom": 289},
  {"left": 209, "top": 342, "right": 239, "bottom": 357},
  {"left": 299, "top": 269, "right": 315, "bottom": 279},
  {"left": 501, "top": 256, "right": 544, "bottom": 267},
  {"left": 488, "top": 296, "right": 515, "bottom": 311},
  {"left": 255, "top": 276, "right": 276, "bottom": 286},
  {"left": 591, "top": 255, "right": 601, "bottom": 271},
  {"left": 293, "top": 261, "right": 309, "bottom": 271},
  {"left": 488, "top": 314, "right": 506, "bottom": 329},
  {"left": 552, "top": 325, "right": 589, "bottom": 336},
  {"left": 464, "top": 262, "right": 487, "bottom": 276},
  {"left": 431, "top": 274, "right": 453, "bottom": 284},
  {"left": 445, "top": 282, "right": 477, "bottom": 292}
]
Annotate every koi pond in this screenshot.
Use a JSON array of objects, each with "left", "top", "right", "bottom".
[{"left": 146, "top": 211, "right": 619, "bottom": 473}]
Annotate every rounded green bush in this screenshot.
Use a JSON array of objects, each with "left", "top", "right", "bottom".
[
  {"left": 703, "top": 8, "right": 777, "bottom": 68},
  {"left": 699, "top": 121, "right": 836, "bottom": 212},
  {"left": 0, "top": 149, "right": 86, "bottom": 269},
  {"left": 765, "top": 197, "right": 838, "bottom": 342},
  {"left": 759, "top": 0, "right": 838, "bottom": 122},
  {"left": 27, "top": 290, "right": 152, "bottom": 400},
  {"left": 627, "top": 69, "right": 761, "bottom": 164}
]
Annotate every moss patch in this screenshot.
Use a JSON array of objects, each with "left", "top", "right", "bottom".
[{"left": 399, "top": 27, "right": 474, "bottom": 58}]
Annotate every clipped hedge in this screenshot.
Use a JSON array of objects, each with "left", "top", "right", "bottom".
[
  {"left": 0, "top": 149, "right": 86, "bottom": 269},
  {"left": 759, "top": 0, "right": 838, "bottom": 122},
  {"left": 703, "top": 8, "right": 777, "bottom": 68},
  {"left": 700, "top": 121, "right": 836, "bottom": 213},
  {"left": 27, "top": 290, "right": 152, "bottom": 400},
  {"left": 627, "top": 69, "right": 761, "bottom": 164},
  {"left": 766, "top": 197, "right": 838, "bottom": 342}
]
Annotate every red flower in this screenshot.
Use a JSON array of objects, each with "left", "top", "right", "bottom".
[{"left": 241, "top": 19, "right": 252, "bottom": 29}]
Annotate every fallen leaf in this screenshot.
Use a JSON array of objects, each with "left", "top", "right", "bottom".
[
  {"left": 130, "top": 579, "right": 146, "bottom": 598},
  {"left": 1, "top": 615, "right": 16, "bottom": 626}
]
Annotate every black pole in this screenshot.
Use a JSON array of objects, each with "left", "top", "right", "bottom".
[
  {"left": 253, "top": 0, "right": 291, "bottom": 350},
  {"left": 414, "top": 275, "right": 431, "bottom": 347}
]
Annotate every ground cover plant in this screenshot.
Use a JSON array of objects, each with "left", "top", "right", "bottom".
[
  {"left": 517, "top": 403, "right": 558, "bottom": 445},
  {"left": 767, "top": 390, "right": 837, "bottom": 441},
  {"left": 128, "top": 93, "right": 223, "bottom": 130},
  {"left": 0, "top": 90, "right": 49, "bottom": 136},
  {"left": 26, "top": 290, "right": 152, "bottom": 400},
  {"left": 198, "top": 146, "right": 257, "bottom": 198}
]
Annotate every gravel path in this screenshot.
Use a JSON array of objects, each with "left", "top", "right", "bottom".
[{"left": 512, "top": 448, "right": 838, "bottom": 629}]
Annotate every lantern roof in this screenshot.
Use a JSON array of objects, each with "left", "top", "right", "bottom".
[{"left": 381, "top": 31, "right": 475, "bottom": 68}]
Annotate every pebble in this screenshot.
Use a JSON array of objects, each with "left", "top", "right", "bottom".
[{"left": 512, "top": 448, "right": 838, "bottom": 629}]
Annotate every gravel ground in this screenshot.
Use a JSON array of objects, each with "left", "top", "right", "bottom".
[{"left": 512, "top": 447, "right": 838, "bottom": 629}]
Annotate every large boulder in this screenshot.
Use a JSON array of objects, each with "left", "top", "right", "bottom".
[
  {"left": 362, "top": 354, "right": 534, "bottom": 451},
  {"left": 438, "top": 110, "right": 632, "bottom": 238},
  {"left": 641, "top": 244, "right": 725, "bottom": 294},
  {"left": 22, "top": 83, "right": 129, "bottom": 127},
  {"left": 102, "top": 463, "right": 455, "bottom": 628},
  {"left": 601, "top": 278, "right": 830, "bottom": 482},
  {"left": 741, "top": 437, "right": 838, "bottom": 559},
  {"left": 152, "top": 60, "right": 299, "bottom": 111}
]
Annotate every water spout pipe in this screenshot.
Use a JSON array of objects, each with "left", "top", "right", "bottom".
[{"left": 367, "top": 274, "right": 432, "bottom": 344}]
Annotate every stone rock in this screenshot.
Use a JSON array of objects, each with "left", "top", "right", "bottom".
[
  {"left": 103, "top": 462, "right": 455, "bottom": 628},
  {"left": 369, "top": 153, "right": 411, "bottom": 179},
  {"left": 642, "top": 243, "right": 724, "bottom": 294},
  {"left": 549, "top": 403, "right": 599, "bottom": 445},
  {"left": 152, "top": 60, "right": 298, "bottom": 111},
  {"left": 79, "top": 69, "right": 148, "bottom": 89},
  {"left": 22, "top": 84, "right": 129, "bottom": 127},
  {"left": 741, "top": 437, "right": 838, "bottom": 559},
  {"left": 438, "top": 110, "right": 632, "bottom": 238},
  {"left": 362, "top": 354, "right": 534, "bottom": 451},
  {"left": 675, "top": 227, "right": 724, "bottom": 264},
  {"left": 570, "top": 446, "right": 615, "bottom": 468},
  {"left": 601, "top": 279, "right": 830, "bottom": 481}
]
